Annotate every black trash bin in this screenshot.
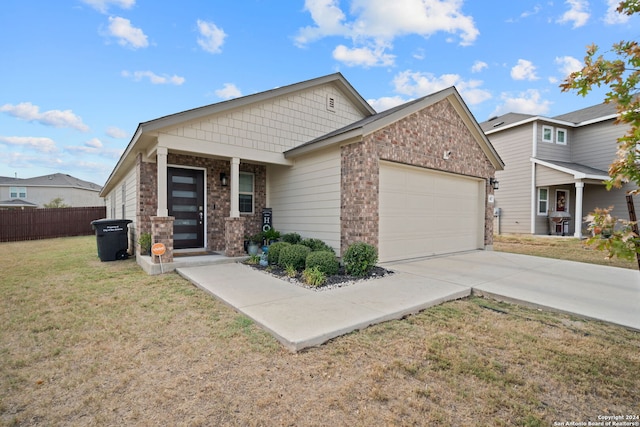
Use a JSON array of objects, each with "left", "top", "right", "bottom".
[{"left": 91, "top": 219, "right": 132, "bottom": 261}]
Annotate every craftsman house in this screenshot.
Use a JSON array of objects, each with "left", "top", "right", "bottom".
[
  {"left": 480, "top": 102, "right": 634, "bottom": 237},
  {"left": 100, "top": 73, "right": 503, "bottom": 269}
]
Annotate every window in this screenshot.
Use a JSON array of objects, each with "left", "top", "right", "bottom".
[
  {"left": 538, "top": 188, "right": 549, "bottom": 215},
  {"left": 542, "top": 125, "right": 553, "bottom": 143},
  {"left": 556, "top": 128, "right": 567, "bottom": 145},
  {"left": 239, "top": 172, "right": 254, "bottom": 214},
  {"left": 9, "top": 187, "right": 27, "bottom": 199}
]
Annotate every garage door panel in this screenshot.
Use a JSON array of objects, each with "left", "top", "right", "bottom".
[{"left": 379, "top": 162, "right": 484, "bottom": 262}]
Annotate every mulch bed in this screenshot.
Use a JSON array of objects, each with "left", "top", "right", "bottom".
[{"left": 244, "top": 262, "right": 394, "bottom": 291}]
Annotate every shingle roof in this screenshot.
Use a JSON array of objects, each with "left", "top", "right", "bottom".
[
  {"left": 0, "top": 173, "right": 102, "bottom": 191},
  {"left": 552, "top": 102, "right": 617, "bottom": 123},
  {"left": 479, "top": 113, "right": 535, "bottom": 132},
  {"left": 535, "top": 159, "right": 609, "bottom": 178},
  {"left": 0, "top": 198, "right": 38, "bottom": 207}
]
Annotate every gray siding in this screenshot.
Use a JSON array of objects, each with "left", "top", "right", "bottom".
[
  {"left": 491, "top": 125, "right": 534, "bottom": 234},
  {"left": 536, "top": 121, "right": 571, "bottom": 161},
  {"left": 571, "top": 119, "right": 627, "bottom": 170}
]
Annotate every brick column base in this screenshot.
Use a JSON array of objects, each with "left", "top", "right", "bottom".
[
  {"left": 151, "top": 216, "right": 174, "bottom": 263},
  {"left": 225, "top": 217, "right": 245, "bottom": 257}
]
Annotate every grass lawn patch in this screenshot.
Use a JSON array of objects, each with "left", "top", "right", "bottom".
[{"left": 1, "top": 236, "right": 638, "bottom": 425}]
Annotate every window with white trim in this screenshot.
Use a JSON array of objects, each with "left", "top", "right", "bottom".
[
  {"left": 556, "top": 128, "right": 567, "bottom": 145},
  {"left": 542, "top": 125, "right": 553, "bottom": 143},
  {"left": 239, "top": 172, "right": 254, "bottom": 214},
  {"left": 538, "top": 187, "right": 549, "bottom": 215},
  {"left": 10, "top": 187, "right": 27, "bottom": 199}
]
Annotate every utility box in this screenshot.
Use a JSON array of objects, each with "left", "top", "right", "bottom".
[{"left": 91, "top": 219, "right": 132, "bottom": 261}]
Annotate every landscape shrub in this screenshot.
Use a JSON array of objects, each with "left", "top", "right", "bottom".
[
  {"left": 343, "top": 242, "right": 378, "bottom": 277},
  {"left": 300, "top": 238, "right": 335, "bottom": 254},
  {"left": 305, "top": 250, "right": 339, "bottom": 275},
  {"left": 302, "top": 266, "right": 326, "bottom": 287},
  {"left": 281, "top": 232, "right": 302, "bottom": 245},
  {"left": 277, "top": 244, "right": 311, "bottom": 271},
  {"left": 267, "top": 241, "right": 290, "bottom": 265}
]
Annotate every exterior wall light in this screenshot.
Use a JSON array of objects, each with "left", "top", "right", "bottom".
[
  {"left": 489, "top": 177, "right": 499, "bottom": 190},
  {"left": 220, "top": 172, "right": 228, "bottom": 187}
]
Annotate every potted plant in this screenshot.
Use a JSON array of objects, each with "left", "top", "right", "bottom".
[
  {"left": 139, "top": 232, "right": 152, "bottom": 255},
  {"left": 262, "top": 228, "right": 281, "bottom": 245},
  {"left": 247, "top": 233, "right": 262, "bottom": 256}
]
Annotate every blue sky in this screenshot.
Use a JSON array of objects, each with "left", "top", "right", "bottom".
[{"left": 0, "top": 0, "right": 637, "bottom": 186}]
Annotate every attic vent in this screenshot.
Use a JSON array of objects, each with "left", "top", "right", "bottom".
[
  {"left": 492, "top": 121, "right": 505, "bottom": 128},
  {"left": 326, "top": 94, "right": 336, "bottom": 112}
]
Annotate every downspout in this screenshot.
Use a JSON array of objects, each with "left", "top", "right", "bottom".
[{"left": 530, "top": 122, "right": 537, "bottom": 234}]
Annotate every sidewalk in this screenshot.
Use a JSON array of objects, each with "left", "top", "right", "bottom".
[{"left": 177, "top": 251, "right": 639, "bottom": 352}]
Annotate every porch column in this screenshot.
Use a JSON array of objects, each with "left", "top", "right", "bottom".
[
  {"left": 574, "top": 181, "right": 584, "bottom": 238},
  {"left": 230, "top": 157, "right": 240, "bottom": 218},
  {"left": 156, "top": 146, "right": 169, "bottom": 217}
]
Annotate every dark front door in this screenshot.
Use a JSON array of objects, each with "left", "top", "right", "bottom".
[{"left": 168, "top": 167, "right": 205, "bottom": 249}]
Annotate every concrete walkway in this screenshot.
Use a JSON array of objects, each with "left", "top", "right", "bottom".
[{"left": 176, "top": 251, "right": 639, "bottom": 352}]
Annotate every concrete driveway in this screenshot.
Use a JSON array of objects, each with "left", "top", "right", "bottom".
[{"left": 177, "top": 251, "right": 639, "bottom": 352}]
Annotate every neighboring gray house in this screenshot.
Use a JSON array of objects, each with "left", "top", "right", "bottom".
[
  {"left": 0, "top": 173, "right": 104, "bottom": 209},
  {"left": 101, "top": 73, "right": 504, "bottom": 269},
  {"left": 480, "top": 102, "right": 635, "bottom": 238}
]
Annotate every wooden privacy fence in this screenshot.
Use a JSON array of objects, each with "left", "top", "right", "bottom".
[{"left": 0, "top": 206, "right": 106, "bottom": 242}]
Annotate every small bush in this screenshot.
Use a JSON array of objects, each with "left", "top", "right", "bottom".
[
  {"left": 343, "top": 242, "right": 378, "bottom": 277},
  {"left": 305, "top": 250, "right": 339, "bottom": 275},
  {"left": 300, "top": 238, "right": 335, "bottom": 254},
  {"left": 281, "top": 232, "right": 302, "bottom": 245},
  {"left": 268, "top": 241, "right": 290, "bottom": 265},
  {"left": 285, "top": 264, "right": 297, "bottom": 278},
  {"left": 278, "top": 244, "right": 311, "bottom": 271},
  {"left": 245, "top": 254, "right": 260, "bottom": 265},
  {"left": 302, "top": 266, "right": 326, "bottom": 287}
]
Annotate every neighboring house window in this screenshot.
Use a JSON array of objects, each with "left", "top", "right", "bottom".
[
  {"left": 542, "top": 125, "right": 553, "bottom": 143},
  {"left": 556, "top": 128, "right": 567, "bottom": 145},
  {"left": 538, "top": 188, "right": 549, "bottom": 215},
  {"left": 239, "top": 172, "right": 254, "bottom": 214},
  {"left": 10, "top": 187, "right": 27, "bottom": 199}
]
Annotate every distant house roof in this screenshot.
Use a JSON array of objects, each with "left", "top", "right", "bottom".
[
  {"left": 480, "top": 101, "right": 619, "bottom": 134},
  {"left": 0, "top": 173, "right": 102, "bottom": 191},
  {"left": 0, "top": 198, "right": 38, "bottom": 208}
]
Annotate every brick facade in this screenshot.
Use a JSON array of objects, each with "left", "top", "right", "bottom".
[
  {"left": 340, "top": 98, "right": 497, "bottom": 253},
  {"left": 151, "top": 216, "right": 174, "bottom": 263}
]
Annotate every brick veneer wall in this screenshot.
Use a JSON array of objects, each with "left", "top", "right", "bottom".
[
  {"left": 136, "top": 153, "right": 266, "bottom": 253},
  {"left": 340, "top": 98, "right": 497, "bottom": 254}
]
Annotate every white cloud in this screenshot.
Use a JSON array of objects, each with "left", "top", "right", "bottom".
[
  {"left": 81, "top": 0, "right": 135, "bottom": 13},
  {"left": 0, "top": 102, "right": 89, "bottom": 132},
  {"left": 122, "top": 70, "right": 185, "bottom": 85},
  {"left": 107, "top": 16, "right": 148, "bottom": 49},
  {"left": 491, "top": 89, "right": 552, "bottom": 116},
  {"left": 215, "top": 83, "right": 242, "bottom": 100},
  {"left": 106, "top": 126, "right": 128, "bottom": 139},
  {"left": 0, "top": 136, "right": 58, "bottom": 153},
  {"left": 197, "top": 19, "right": 227, "bottom": 54},
  {"left": 392, "top": 70, "right": 491, "bottom": 105},
  {"left": 471, "top": 60, "right": 488, "bottom": 73},
  {"left": 604, "top": 0, "right": 630, "bottom": 24},
  {"left": 557, "top": 0, "right": 590, "bottom": 28},
  {"left": 367, "top": 96, "right": 410, "bottom": 112},
  {"left": 511, "top": 59, "right": 539, "bottom": 81},
  {"left": 332, "top": 44, "right": 395, "bottom": 67},
  {"left": 296, "top": 0, "right": 479, "bottom": 66},
  {"left": 555, "top": 55, "right": 583, "bottom": 77}
]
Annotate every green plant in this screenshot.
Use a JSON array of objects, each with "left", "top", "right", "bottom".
[
  {"left": 267, "top": 241, "right": 290, "bottom": 264},
  {"left": 284, "top": 264, "right": 297, "bottom": 278},
  {"left": 343, "top": 242, "right": 378, "bottom": 277},
  {"left": 584, "top": 207, "right": 638, "bottom": 261},
  {"left": 281, "top": 232, "right": 302, "bottom": 244},
  {"left": 246, "top": 254, "right": 261, "bottom": 265},
  {"left": 277, "top": 244, "right": 311, "bottom": 271},
  {"left": 300, "top": 238, "right": 335, "bottom": 253},
  {"left": 305, "top": 250, "right": 339, "bottom": 275},
  {"left": 302, "top": 266, "right": 326, "bottom": 287},
  {"left": 43, "top": 197, "right": 70, "bottom": 208},
  {"left": 138, "top": 232, "right": 152, "bottom": 254},
  {"left": 262, "top": 228, "right": 281, "bottom": 244},
  {"left": 247, "top": 233, "right": 263, "bottom": 244}
]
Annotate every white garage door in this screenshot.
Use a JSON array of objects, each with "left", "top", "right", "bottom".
[{"left": 379, "top": 161, "right": 485, "bottom": 262}]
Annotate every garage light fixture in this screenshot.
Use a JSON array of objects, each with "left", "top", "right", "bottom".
[
  {"left": 220, "top": 172, "right": 228, "bottom": 187},
  {"left": 489, "top": 177, "right": 499, "bottom": 190}
]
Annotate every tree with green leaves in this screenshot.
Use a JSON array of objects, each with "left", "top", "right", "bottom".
[
  {"left": 560, "top": 0, "right": 639, "bottom": 265},
  {"left": 43, "top": 197, "right": 70, "bottom": 208}
]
